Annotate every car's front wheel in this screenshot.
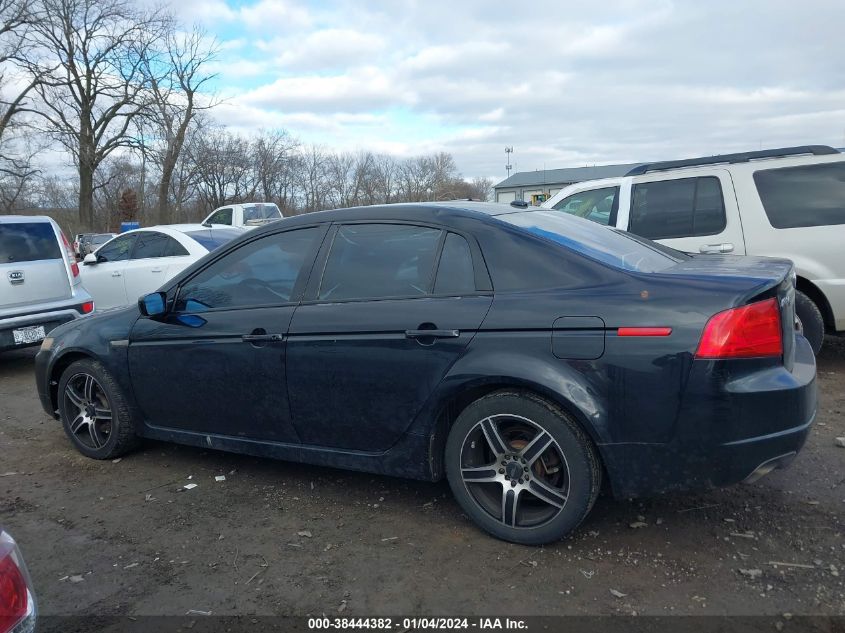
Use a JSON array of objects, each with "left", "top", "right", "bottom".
[
  {"left": 57, "top": 359, "right": 139, "bottom": 459},
  {"left": 445, "top": 390, "right": 601, "bottom": 545}
]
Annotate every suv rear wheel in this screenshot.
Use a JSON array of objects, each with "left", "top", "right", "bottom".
[
  {"left": 795, "top": 290, "right": 825, "bottom": 355},
  {"left": 445, "top": 390, "right": 601, "bottom": 545}
]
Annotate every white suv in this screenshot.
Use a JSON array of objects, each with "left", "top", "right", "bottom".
[{"left": 542, "top": 145, "right": 845, "bottom": 353}]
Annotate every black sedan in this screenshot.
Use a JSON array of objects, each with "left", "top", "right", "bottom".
[{"left": 34, "top": 201, "right": 817, "bottom": 544}]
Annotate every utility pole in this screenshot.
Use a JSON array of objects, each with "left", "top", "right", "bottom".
[{"left": 505, "top": 146, "right": 514, "bottom": 177}]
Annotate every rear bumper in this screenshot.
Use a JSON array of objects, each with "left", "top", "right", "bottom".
[
  {"left": 0, "top": 306, "right": 88, "bottom": 352},
  {"left": 601, "top": 335, "right": 817, "bottom": 498}
]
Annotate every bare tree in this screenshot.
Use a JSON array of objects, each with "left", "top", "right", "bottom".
[
  {"left": 253, "top": 128, "right": 300, "bottom": 215},
  {"left": 145, "top": 25, "right": 218, "bottom": 225},
  {"left": 22, "top": 0, "right": 167, "bottom": 228},
  {"left": 190, "top": 126, "right": 256, "bottom": 211},
  {"left": 0, "top": 0, "right": 38, "bottom": 144}
]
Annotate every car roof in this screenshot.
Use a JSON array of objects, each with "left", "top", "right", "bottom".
[{"left": 246, "top": 201, "right": 534, "bottom": 233}]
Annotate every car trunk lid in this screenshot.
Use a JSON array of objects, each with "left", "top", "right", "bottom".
[{"left": 1, "top": 220, "right": 73, "bottom": 311}]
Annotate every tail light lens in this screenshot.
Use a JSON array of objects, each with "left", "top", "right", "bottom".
[
  {"left": 696, "top": 297, "right": 782, "bottom": 359},
  {"left": 81, "top": 301, "right": 94, "bottom": 314},
  {"left": 0, "top": 531, "right": 36, "bottom": 633},
  {"left": 59, "top": 231, "right": 80, "bottom": 278}
]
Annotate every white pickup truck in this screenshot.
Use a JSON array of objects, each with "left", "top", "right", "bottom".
[
  {"left": 201, "top": 202, "right": 282, "bottom": 229},
  {"left": 543, "top": 145, "right": 845, "bottom": 353}
]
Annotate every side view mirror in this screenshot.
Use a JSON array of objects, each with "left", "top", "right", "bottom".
[
  {"left": 138, "top": 292, "right": 167, "bottom": 317},
  {"left": 83, "top": 253, "right": 97, "bottom": 265}
]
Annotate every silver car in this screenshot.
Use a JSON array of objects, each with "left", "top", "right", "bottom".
[{"left": 0, "top": 216, "right": 94, "bottom": 352}]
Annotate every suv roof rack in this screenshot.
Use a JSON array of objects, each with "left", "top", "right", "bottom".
[{"left": 625, "top": 145, "right": 840, "bottom": 176}]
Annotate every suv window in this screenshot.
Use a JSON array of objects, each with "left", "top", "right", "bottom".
[
  {"left": 319, "top": 224, "right": 442, "bottom": 301},
  {"left": 629, "top": 176, "right": 726, "bottom": 240},
  {"left": 552, "top": 187, "right": 618, "bottom": 225},
  {"left": 754, "top": 162, "right": 845, "bottom": 228},
  {"left": 0, "top": 222, "right": 61, "bottom": 263},
  {"left": 434, "top": 233, "right": 476, "bottom": 295},
  {"left": 132, "top": 232, "right": 188, "bottom": 259},
  {"left": 96, "top": 234, "right": 136, "bottom": 262},
  {"left": 177, "top": 227, "right": 320, "bottom": 311},
  {"left": 207, "top": 208, "right": 233, "bottom": 225}
]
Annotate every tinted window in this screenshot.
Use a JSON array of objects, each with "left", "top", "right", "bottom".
[
  {"left": 499, "top": 210, "right": 688, "bottom": 273},
  {"left": 91, "top": 233, "right": 114, "bottom": 245},
  {"left": 0, "top": 222, "right": 61, "bottom": 263},
  {"left": 131, "top": 232, "right": 187, "bottom": 259},
  {"left": 96, "top": 234, "right": 136, "bottom": 262},
  {"left": 552, "top": 187, "right": 617, "bottom": 225},
  {"left": 754, "top": 162, "right": 845, "bottom": 228},
  {"left": 177, "top": 228, "right": 319, "bottom": 310},
  {"left": 207, "top": 208, "right": 233, "bottom": 225},
  {"left": 185, "top": 228, "right": 243, "bottom": 252},
  {"left": 434, "top": 233, "right": 476, "bottom": 295},
  {"left": 319, "top": 224, "right": 442, "bottom": 301},
  {"left": 629, "top": 177, "right": 726, "bottom": 239},
  {"left": 243, "top": 203, "right": 282, "bottom": 222}
]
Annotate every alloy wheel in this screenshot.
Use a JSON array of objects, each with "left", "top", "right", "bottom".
[
  {"left": 63, "top": 372, "right": 113, "bottom": 450},
  {"left": 459, "top": 414, "right": 570, "bottom": 529}
]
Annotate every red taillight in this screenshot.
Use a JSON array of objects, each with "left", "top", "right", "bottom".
[
  {"left": 81, "top": 301, "right": 94, "bottom": 314},
  {"left": 0, "top": 549, "right": 28, "bottom": 633},
  {"left": 696, "top": 297, "right": 782, "bottom": 359},
  {"left": 59, "top": 230, "right": 79, "bottom": 278}
]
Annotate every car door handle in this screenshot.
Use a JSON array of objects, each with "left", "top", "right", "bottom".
[
  {"left": 405, "top": 329, "right": 460, "bottom": 339},
  {"left": 111, "top": 271, "right": 122, "bottom": 277},
  {"left": 150, "top": 268, "right": 163, "bottom": 273},
  {"left": 242, "top": 333, "right": 283, "bottom": 342},
  {"left": 699, "top": 243, "right": 734, "bottom": 254}
]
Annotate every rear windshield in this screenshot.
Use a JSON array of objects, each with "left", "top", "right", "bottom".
[
  {"left": 498, "top": 210, "right": 688, "bottom": 273},
  {"left": 184, "top": 228, "right": 243, "bottom": 252},
  {"left": 754, "top": 161, "right": 845, "bottom": 228},
  {"left": 0, "top": 222, "right": 62, "bottom": 263},
  {"left": 91, "top": 234, "right": 113, "bottom": 244},
  {"left": 243, "top": 204, "right": 281, "bottom": 222}
]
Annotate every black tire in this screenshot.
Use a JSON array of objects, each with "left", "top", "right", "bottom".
[
  {"left": 57, "top": 358, "right": 140, "bottom": 459},
  {"left": 795, "top": 291, "right": 825, "bottom": 355},
  {"left": 445, "top": 390, "right": 601, "bottom": 545}
]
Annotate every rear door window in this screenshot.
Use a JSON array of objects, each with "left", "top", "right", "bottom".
[
  {"left": 433, "top": 233, "right": 476, "bottom": 295},
  {"left": 754, "top": 162, "right": 845, "bottom": 228},
  {"left": 552, "top": 186, "right": 618, "bottom": 225},
  {"left": 0, "top": 222, "right": 61, "bottom": 263},
  {"left": 629, "top": 176, "right": 726, "bottom": 239},
  {"left": 318, "top": 224, "right": 442, "bottom": 301}
]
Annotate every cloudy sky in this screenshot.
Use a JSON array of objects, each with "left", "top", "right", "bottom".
[{"left": 172, "top": 0, "right": 845, "bottom": 182}]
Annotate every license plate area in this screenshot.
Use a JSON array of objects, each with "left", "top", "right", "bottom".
[{"left": 13, "top": 325, "right": 46, "bottom": 345}]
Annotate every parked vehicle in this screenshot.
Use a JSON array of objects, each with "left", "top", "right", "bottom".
[
  {"left": 1, "top": 216, "right": 94, "bottom": 353},
  {"left": 0, "top": 528, "right": 37, "bottom": 633},
  {"left": 201, "top": 202, "right": 282, "bottom": 229},
  {"left": 79, "top": 233, "right": 117, "bottom": 258},
  {"left": 72, "top": 233, "right": 96, "bottom": 258},
  {"left": 35, "top": 201, "right": 816, "bottom": 545},
  {"left": 542, "top": 145, "right": 845, "bottom": 354},
  {"left": 80, "top": 224, "right": 245, "bottom": 310}
]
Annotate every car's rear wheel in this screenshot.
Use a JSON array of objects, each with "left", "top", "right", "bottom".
[
  {"left": 795, "top": 290, "right": 825, "bottom": 355},
  {"left": 58, "top": 359, "right": 139, "bottom": 459},
  {"left": 445, "top": 390, "right": 601, "bottom": 545}
]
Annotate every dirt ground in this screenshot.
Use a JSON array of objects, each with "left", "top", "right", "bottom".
[{"left": 1, "top": 339, "right": 843, "bottom": 619}]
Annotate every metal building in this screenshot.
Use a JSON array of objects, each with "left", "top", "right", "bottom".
[{"left": 493, "top": 162, "right": 641, "bottom": 204}]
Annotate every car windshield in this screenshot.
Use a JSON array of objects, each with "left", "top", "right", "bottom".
[
  {"left": 498, "top": 209, "right": 689, "bottom": 273},
  {"left": 92, "top": 234, "right": 113, "bottom": 244},
  {"left": 242, "top": 203, "right": 281, "bottom": 222},
  {"left": 184, "top": 228, "right": 244, "bottom": 251}
]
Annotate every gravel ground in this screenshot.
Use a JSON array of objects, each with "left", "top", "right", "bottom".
[{"left": 1, "top": 339, "right": 843, "bottom": 618}]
